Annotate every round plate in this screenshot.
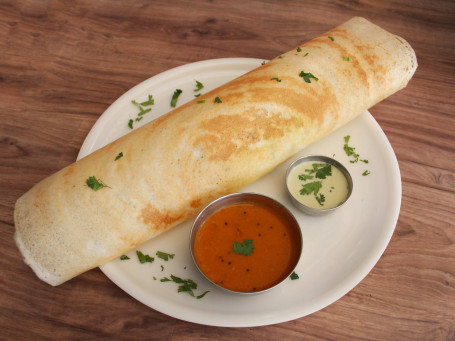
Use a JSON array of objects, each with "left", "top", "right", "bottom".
[{"left": 77, "top": 58, "right": 401, "bottom": 327}]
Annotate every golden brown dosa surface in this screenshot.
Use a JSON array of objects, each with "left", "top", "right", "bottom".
[{"left": 14, "top": 17, "right": 417, "bottom": 286}]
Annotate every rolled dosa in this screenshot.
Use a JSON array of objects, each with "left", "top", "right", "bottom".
[{"left": 14, "top": 17, "right": 417, "bottom": 286}]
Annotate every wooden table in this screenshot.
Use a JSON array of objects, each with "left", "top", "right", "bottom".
[{"left": 1, "top": 1, "right": 454, "bottom": 339}]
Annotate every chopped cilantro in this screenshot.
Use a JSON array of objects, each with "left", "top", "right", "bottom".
[
  {"left": 161, "top": 275, "right": 209, "bottom": 299},
  {"left": 137, "top": 107, "right": 151, "bottom": 116},
  {"left": 171, "top": 89, "right": 183, "bottom": 107},
  {"left": 299, "top": 71, "right": 319, "bottom": 83},
  {"left": 290, "top": 271, "right": 299, "bottom": 280},
  {"left": 270, "top": 77, "right": 282, "bottom": 82},
  {"left": 114, "top": 152, "right": 123, "bottom": 161},
  {"left": 300, "top": 181, "right": 322, "bottom": 196},
  {"left": 315, "top": 193, "right": 326, "bottom": 206},
  {"left": 130, "top": 94, "right": 154, "bottom": 129},
  {"left": 86, "top": 176, "right": 110, "bottom": 191},
  {"left": 139, "top": 94, "right": 154, "bottom": 106},
  {"left": 278, "top": 56, "right": 283, "bottom": 58},
  {"left": 233, "top": 239, "right": 254, "bottom": 255},
  {"left": 343, "top": 135, "right": 361, "bottom": 163},
  {"left": 328, "top": 36, "right": 335, "bottom": 41},
  {"left": 194, "top": 80, "right": 204, "bottom": 92},
  {"left": 214, "top": 97, "right": 222, "bottom": 103},
  {"left": 298, "top": 174, "right": 314, "bottom": 181},
  {"left": 297, "top": 47, "right": 302, "bottom": 52},
  {"left": 197, "top": 100, "right": 206, "bottom": 104},
  {"left": 120, "top": 255, "right": 130, "bottom": 260},
  {"left": 303, "top": 163, "right": 332, "bottom": 179},
  {"left": 343, "top": 56, "right": 351, "bottom": 62},
  {"left": 156, "top": 251, "right": 175, "bottom": 261},
  {"left": 136, "top": 250, "right": 154, "bottom": 264},
  {"left": 194, "top": 93, "right": 201, "bottom": 97},
  {"left": 261, "top": 61, "right": 266, "bottom": 65},
  {"left": 161, "top": 265, "right": 164, "bottom": 272},
  {"left": 315, "top": 164, "right": 332, "bottom": 179},
  {"left": 343, "top": 135, "right": 370, "bottom": 175},
  {"left": 304, "top": 52, "right": 309, "bottom": 57}
]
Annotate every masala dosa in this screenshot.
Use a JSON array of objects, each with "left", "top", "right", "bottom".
[{"left": 14, "top": 17, "right": 417, "bottom": 286}]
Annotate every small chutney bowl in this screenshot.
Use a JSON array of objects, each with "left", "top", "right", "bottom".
[
  {"left": 190, "top": 192, "right": 303, "bottom": 295},
  {"left": 285, "top": 155, "right": 353, "bottom": 216}
]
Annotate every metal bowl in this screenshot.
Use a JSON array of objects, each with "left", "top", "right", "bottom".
[
  {"left": 286, "top": 155, "right": 353, "bottom": 216},
  {"left": 190, "top": 192, "right": 302, "bottom": 295}
]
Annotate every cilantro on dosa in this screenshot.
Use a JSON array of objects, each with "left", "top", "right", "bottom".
[{"left": 14, "top": 17, "right": 417, "bottom": 286}]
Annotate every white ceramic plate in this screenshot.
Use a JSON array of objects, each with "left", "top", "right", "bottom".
[{"left": 77, "top": 58, "right": 401, "bottom": 327}]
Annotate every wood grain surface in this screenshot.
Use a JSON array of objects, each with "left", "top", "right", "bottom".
[{"left": 1, "top": 0, "right": 454, "bottom": 340}]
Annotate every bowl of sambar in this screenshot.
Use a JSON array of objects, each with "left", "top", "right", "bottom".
[{"left": 190, "top": 192, "right": 302, "bottom": 294}]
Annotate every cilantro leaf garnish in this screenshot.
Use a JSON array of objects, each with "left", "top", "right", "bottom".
[
  {"left": 296, "top": 47, "right": 302, "bottom": 52},
  {"left": 299, "top": 71, "right": 319, "bottom": 83},
  {"left": 290, "top": 271, "right": 299, "bottom": 280},
  {"left": 129, "top": 94, "right": 154, "bottom": 129},
  {"left": 114, "top": 152, "right": 123, "bottom": 161},
  {"left": 132, "top": 95, "right": 154, "bottom": 107},
  {"left": 233, "top": 239, "right": 254, "bottom": 255},
  {"left": 86, "top": 176, "right": 110, "bottom": 191},
  {"left": 171, "top": 89, "right": 183, "bottom": 107},
  {"left": 314, "top": 164, "right": 332, "bottom": 179},
  {"left": 136, "top": 250, "right": 154, "bottom": 264},
  {"left": 137, "top": 107, "right": 151, "bottom": 116},
  {"left": 315, "top": 193, "right": 326, "bottom": 206},
  {"left": 343, "top": 56, "right": 351, "bottom": 62},
  {"left": 344, "top": 135, "right": 360, "bottom": 163},
  {"left": 156, "top": 251, "right": 175, "bottom": 261},
  {"left": 197, "top": 100, "right": 206, "bottom": 104},
  {"left": 328, "top": 36, "right": 335, "bottom": 41},
  {"left": 214, "top": 97, "right": 222, "bottom": 103},
  {"left": 344, "top": 135, "right": 359, "bottom": 161},
  {"left": 120, "top": 255, "right": 130, "bottom": 260},
  {"left": 302, "top": 163, "right": 332, "bottom": 179},
  {"left": 270, "top": 77, "right": 282, "bottom": 82},
  {"left": 194, "top": 80, "right": 204, "bottom": 92},
  {"left": 304, "top": 52, "right": 309, "bottom": 57},
  {"left": 161, "top": 275, "right": 209, "bottom": 299},
  {"left": 343, "top": 135, "right": 370, "bottom": 174},
  {"left": 299, "top": 181, "right": 322, "bottom": 196},
  {"left": 140, "top": 94, "right": 154, "bottom": 106},
  {"left": 298, "top": 174, "right": 314, "bottom": 181}
]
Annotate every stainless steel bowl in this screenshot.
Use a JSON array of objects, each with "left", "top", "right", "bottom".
[
  {"left": 190, "top": 192, "right": 302, "bottom": 295},
  {"left": 286, "top": 155, "right": 353, "bottom": 216}
]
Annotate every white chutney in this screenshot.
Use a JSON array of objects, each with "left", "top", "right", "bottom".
[{"left": 287, "top": 161, "right": 350, "bottom": 209}]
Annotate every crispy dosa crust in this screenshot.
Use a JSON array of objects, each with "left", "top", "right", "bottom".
[{"left": 14, "top": 17, "right": 417, "bottom": 286}]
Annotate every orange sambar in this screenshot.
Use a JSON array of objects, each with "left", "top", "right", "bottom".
[{"left": 193, "top": 201, "right": 301, "bottom": 293}]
